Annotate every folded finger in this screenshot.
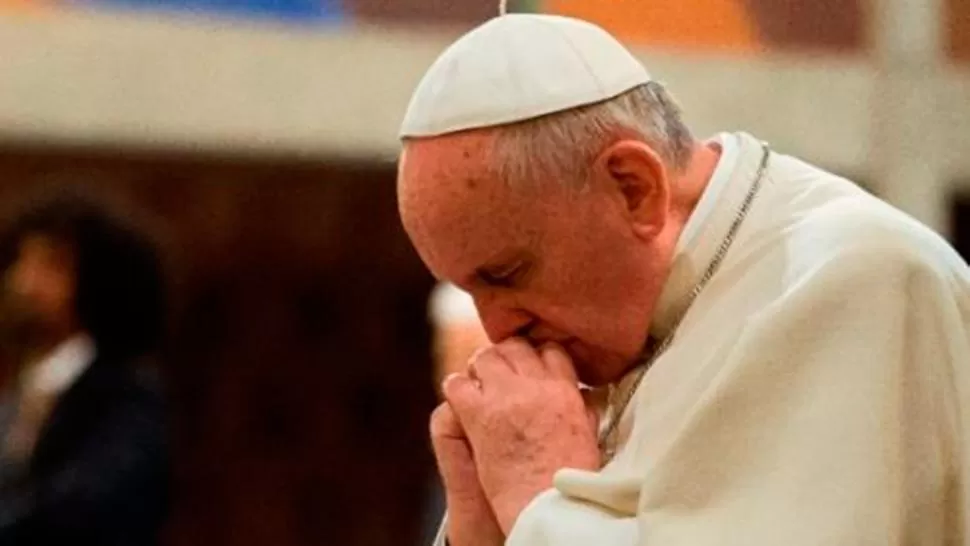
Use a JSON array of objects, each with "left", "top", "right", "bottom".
[
  {"left": 468, "top": 347, "right": 516, "bottom": 389},
  {"left": 539, "top": 342, "right": 578, "bottom": 383},
  {"left": 493, "top": 338, "right": 546, "bottom": 378}
]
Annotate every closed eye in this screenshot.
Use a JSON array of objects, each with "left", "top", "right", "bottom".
[{"left": 478, "top": 262, "right": 526, "bottom": 288}]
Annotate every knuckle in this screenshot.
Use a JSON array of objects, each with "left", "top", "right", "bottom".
[
  {"left": 467, "top": 345, "right": 491, "bottom": 365},
  {"left": 471, "top": 351, "right": 503, "bottom": 373},
  {"left": 429, "top": 403, "right": 461, "bottom": 438},
  {"left": 476, "top": 345, "right": 502, "bottom": 362},
  {"left": 431, "top": 402, "right": 452, "bottom": 420},
  {"left": 499, "top": 337, "right": 533, "bottom": 357},
  {"left": 430, "top": 403, "right": 452, "bottom": 424}
]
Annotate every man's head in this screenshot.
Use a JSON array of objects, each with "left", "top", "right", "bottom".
[
  {"left": 0, "top": 187, "right": 169, "bottom": 361},
  {"left": 397, "top": 14, "right": 708, "bottom": 385},
  {"left": 2, "top": 231, "right": 78, "bottom": 350},
  {"left": 399, "top": 79, "right": 697, "bottom": 385}
]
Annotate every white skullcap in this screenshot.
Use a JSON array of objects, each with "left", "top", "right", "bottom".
[{"left": 400, "top": 14, "right": 652, "bottom": 138}]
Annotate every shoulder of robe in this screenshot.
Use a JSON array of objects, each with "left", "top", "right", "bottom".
[{"left": 773, "top": 190, "right": 969, "bottom": 289}]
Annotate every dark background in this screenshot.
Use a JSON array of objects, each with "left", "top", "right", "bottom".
[{"left": 0, "top": 145, "right": 437, "bottom": 546}]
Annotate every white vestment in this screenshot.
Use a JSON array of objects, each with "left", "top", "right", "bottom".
[{"left": 448, "top": 132, "right": 970, "bottom": 545}]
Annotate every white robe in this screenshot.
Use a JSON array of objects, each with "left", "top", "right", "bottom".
[{"left": 500, "top": 132, "right": 970, "bottom": 545}]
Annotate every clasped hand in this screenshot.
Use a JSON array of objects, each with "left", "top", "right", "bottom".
[{"left": 431, "top": 339, "right": 599, "bottom": 543}]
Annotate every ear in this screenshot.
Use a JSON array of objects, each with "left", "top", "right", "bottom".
[{"left": 594, "top": 140, "right": 670, "bottom": 240}]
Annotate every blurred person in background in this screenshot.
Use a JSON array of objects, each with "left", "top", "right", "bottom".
[
  {"left": 0, "top": 187, "right": 171, "bottom": 545},
  {"left": 420, "top": 282, "right": 488, "bottom": 545},
  {"left": 429, "top": 282, "right": 489, "bottom": 390}
]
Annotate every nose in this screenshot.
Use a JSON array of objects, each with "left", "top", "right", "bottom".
[{"left": 474, "top": 292, "right": 536, "bottom": 343}]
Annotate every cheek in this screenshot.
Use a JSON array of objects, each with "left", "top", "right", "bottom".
[
  {"left": 524, "top": 203, "right": 653, "bottom": 351},
  {"left": 526, "top": 255, "right": 652, "bottom": 361},
  {"left": 46, "top": 276, "right": 75, "bottom": 313},
  {"left": 525, "top": 276, "right": 632, "bottom": 346}
]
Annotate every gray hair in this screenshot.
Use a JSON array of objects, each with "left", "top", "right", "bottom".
[{"left": 488, "top": 81, "right": 694, "bottom": 189}]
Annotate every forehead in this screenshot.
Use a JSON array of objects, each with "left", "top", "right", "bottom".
[{"left": 398, "top": 133, "right": 544, "bottom": 280}]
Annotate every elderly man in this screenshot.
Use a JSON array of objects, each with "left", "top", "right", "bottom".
[{"left": 397, "top": 13, "right": 970, "bottom": 546}]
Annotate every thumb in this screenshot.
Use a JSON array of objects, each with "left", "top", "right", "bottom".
[{"left": 430, "top": 404, "right": 481, "bottom": 496}]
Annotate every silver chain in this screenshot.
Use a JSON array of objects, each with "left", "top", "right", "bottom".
[{"left": 597, "top": 142, "right": 771, "bottom": 464}]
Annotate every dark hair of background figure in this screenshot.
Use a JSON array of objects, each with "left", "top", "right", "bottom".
[{"left": 0, "top": 185, "right": 170, "bottom": 362}]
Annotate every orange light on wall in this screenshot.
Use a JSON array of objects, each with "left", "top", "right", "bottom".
[
  {"left": 546, "top": 0, "right": 762, "bottom": 54},
  {"left": 948, "top": 0, "right": 970, "bottom": 62},
  {"left": 0, "top": 0, "right": 58, "bottom": 12}
]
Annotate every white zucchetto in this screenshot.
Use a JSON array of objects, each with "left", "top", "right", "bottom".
[{"left": 399, "top": 14, "right": 652, "bottom": 138}]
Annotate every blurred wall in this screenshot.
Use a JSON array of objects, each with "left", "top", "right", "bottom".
[
  {"left": 1, "top": 10, "right": 967, "bottom": 195},
  {"left": 0, "top": 145, "right": 437, "bottom": 546},
  {"left": 428, "top": 283, "right": 488, "bottom": 393},
  {"left": 550, "top": 0, "right": 867, "bottom": 53}
]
